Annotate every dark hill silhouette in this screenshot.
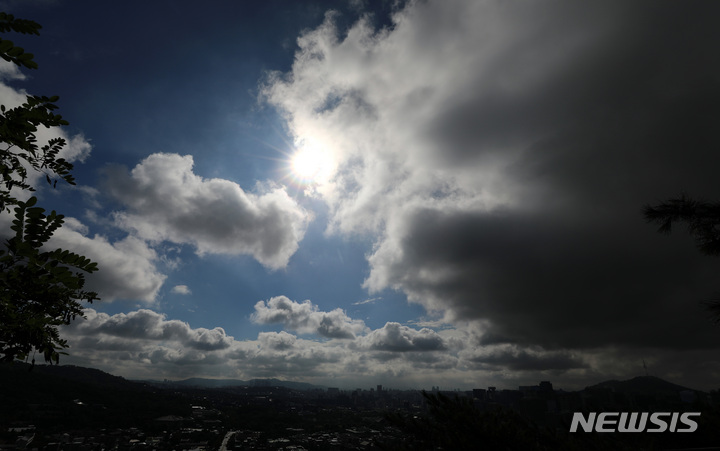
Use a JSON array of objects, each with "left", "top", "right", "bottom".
[
  {"left": 29, "top": 363, "right": 136, "bottom": 389},
  {"left": 586, "top": 375, "right": 702, "bottom": 396},
  {"left": 0, "top": 362, "right": 189, "bottom": 430},
  {"left": 0, "top": 361, "right": 139, "bottom": 396}
]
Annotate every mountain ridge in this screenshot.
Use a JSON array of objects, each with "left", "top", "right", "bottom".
[
  {"left": 139, "top": 376, "right": 325, "bottom": 391},
  {"left": 586, "top": 375, "right": 703, "bottom": 395},
  {"left": 1, "top": 362, "right": 705, "bottom": 395}
]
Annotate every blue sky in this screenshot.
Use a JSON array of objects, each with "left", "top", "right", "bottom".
[{"left": 3, "top": 0, "right": 720, "bottom": 391}]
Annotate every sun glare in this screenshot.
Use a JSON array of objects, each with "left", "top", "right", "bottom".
[{"left": 290, "top": 144, "right": 334, "bottom": 184}]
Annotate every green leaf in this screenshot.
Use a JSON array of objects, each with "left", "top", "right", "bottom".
[
  {"left": 6, "top": 45, "right": 24, "bottom": 57},
  {"left": 0, "top": 39, "right": 13, "bottom": 53}
]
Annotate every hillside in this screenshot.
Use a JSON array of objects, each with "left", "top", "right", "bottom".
[
  {"left": 587, "top": 375, "right": 701, "bottom": 396},
  {"left": 0, "top": 362, "right": 190, "bottom": 430}
]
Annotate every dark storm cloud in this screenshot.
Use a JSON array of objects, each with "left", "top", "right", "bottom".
[
  {"left": 265, "top": 0, "right": 720, "bottom": 387},
  {"left": 422, "top": 1, "right": 720, "bottom": 202},
  {"left": 382, "top": 206, "right": 720, "bottom": 350},
  {"left": 363, "top": 0, "right": 720, "bottom": 352},
  {"left": 467, "top": 348, "right": 587, "bottom": 372}
]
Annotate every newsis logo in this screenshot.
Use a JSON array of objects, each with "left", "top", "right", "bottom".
[{"left": 570, "top": 412, "right": 700, "bottom": 433}]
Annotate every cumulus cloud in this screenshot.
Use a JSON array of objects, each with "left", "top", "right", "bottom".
[
  {"left": 72, "top": 309, "right": 233, "bottom": 351},
  {"left": 59, "top": 306, "right": 720, "bottom": 390},
  {"left": 355, "top": 322, "right": 446, "bottom": 352},
  {"left": 252, "top": 296, "right": 367, "bottom": 339},
  {"left": 258, "top": 331, "right": 298, "bottom": 351},
  {"left": 105, "top": 153, "right": 311, "bottom": 269},
  {"left": 50, "top": 224, "right": 166, "bottom": 303},
  {"left": 262, "top": 0, "right": 720, "bottom": 386},
  {"left": 59, "top": 307, "right": 466, "bottom": 387}
]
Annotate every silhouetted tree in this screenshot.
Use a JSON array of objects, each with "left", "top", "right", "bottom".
[
  {"left": 0, "top": 12, "right": 77, "bottom": 211},
  {"left": 644, "top": 194, "right": 720, "bottom": 319},
  {"left": 383, "top": 391, "right": 571, "bottom": 450},
  {"left": 0, "top": 12, "right": 98, "bottom": 364},
  {"left": 644, "top": 194, "right": 720, "bottom": 256}
]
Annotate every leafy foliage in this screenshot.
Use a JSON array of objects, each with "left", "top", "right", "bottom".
[
  {"left": 644, "top": 194, "right": 720, "bottom": 256},
  {"left": 0, "top": 11, "right": 99, "bottom": 364},
  {"left": 384, "top": 391, "right": 568, "bottom": 450},
  {"left": 383, "top": 391, "right": 650, "bottom": 450},
  {"left": 0, "top": 93, "right": 75, "bottom": 211},
  {"left": 644, "top": 194, "right": 720, "bottom": 320},
  {"left": 0, "top": 197, "right": 99, "bottom": 364},
  {"left": 0, "top": 13, "right": 75, "bottom": 211},
  {"left": 0, "top": 12, "right": 41, "bottom": 70}
]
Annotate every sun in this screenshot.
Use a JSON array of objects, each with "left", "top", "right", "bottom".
[
  {"left": 292, "top": 147, "right": 323, "bottom": 178},
  {"left": 289, "top": 144, "right": 334, "bottom": 184}
]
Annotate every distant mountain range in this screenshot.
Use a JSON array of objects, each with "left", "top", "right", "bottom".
[
  {"left": 139, "top": 376, "right": 324, "bottom": 391},
  {"left": 0, "top": 362, "right": 324, "bottom": 391},
  {"left": 0, "top": 362, "right": 704, "bottom": 397}
]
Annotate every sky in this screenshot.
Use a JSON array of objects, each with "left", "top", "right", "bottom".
[{"left": 2, "top": 0, "right": 720, "bottom": 391}]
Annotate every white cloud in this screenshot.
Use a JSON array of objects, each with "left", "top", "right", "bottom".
[
  {"left": 171, "top": 285, "right": 191, "bottom": 295},
  {"left": 50, "top": 224, "right": 166, "bottom": 303},
  {"left": 58, "top": 307, "right": 464, "bottom": 386},
  {"left": 252, "top": 295, "right": 368, "bottom": 339},
  {"left": 352, "top": 297, "right": 380, "bottom": 305},
  {"left": 60, "top": 308, "right": 358, "bottom": 382},
  {"left": 106, "top": 153, "right": 311, "bottom": 270},
  {"left": 261, "top": 2, "right": 544, "bottom": 236},
  {"left": 258, "top": 330, "right": 298, "bottom": 350},
  {"left": 0, "top": 59, "right": 25, "bottom": 81}
]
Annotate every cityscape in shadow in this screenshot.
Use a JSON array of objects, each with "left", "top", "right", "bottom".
[{"left": 2, "top": 363, "right": 720, "bottom": 450}]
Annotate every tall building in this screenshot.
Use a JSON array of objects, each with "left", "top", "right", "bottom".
[
  {"left": 472, "top": 389, "right": 486, "bottom": 399},
  {"left": 539, "top": 381, "right": 553, "bottom": 392}
]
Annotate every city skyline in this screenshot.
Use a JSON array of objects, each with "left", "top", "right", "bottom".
[{"left": 1, "top": 0, "right": 720, "bottom": 391}]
